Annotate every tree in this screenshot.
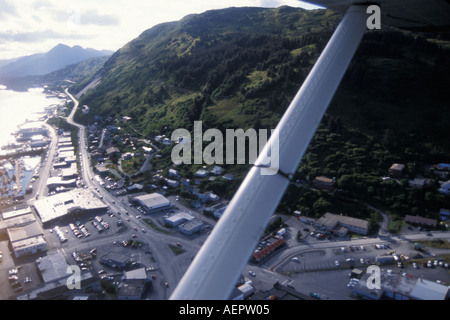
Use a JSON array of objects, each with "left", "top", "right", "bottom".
[{"left": 313, "top": 197, "right": 332, "bottom": 216}]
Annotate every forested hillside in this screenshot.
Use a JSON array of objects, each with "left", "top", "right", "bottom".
[{"left": 72, "top": 6, "right": 450, "bottom": 229}]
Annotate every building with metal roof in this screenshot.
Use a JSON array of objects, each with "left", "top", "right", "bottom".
[
  {"left": 33, "top": 188, "right": 108, "bottom": 225},
  {"left": 133, "top": 193, "right": 171, "bottom": 213}
]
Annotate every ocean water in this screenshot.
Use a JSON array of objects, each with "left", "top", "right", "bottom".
[{"left": 0, "top": 85, "right": 63, "bottom": 147}]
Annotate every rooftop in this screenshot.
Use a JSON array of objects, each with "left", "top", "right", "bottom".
[
  {"left": 33, "top": 188, "right": 108, "bottom": 224},
  {"left": 36, "top": 251, "right": 70, "bottom": 283},
  {"left": 134, "top": 193, "right": 171, "bottom": 210},
  {"left": 316, "top": 212, "right": 369, "bottom": 231},
  {"left": 164, "top": 212, "right": 195, "bottom": 225},
  {"left": 7, "top": 220, "right": 43, "bottom": 242},
  {"left": 2, "top": 206, "right": 33, "bottom": 219}
]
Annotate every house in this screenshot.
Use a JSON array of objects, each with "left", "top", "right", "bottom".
[
  {"left": 194, "top": 169, "right": 209, "bottom": 178},
  {"left": 126, "top": 184, "right": 144, "bottom": 193},
  {"left": 313, "top": 176, "right": 335, "bottom": 191},
  {"left": 211, "top": 166, "right": 224, "bottom": 175},
  {"left": 168, "top": 169, "right": 180, "bottom": 178},
  {"left": 204, "top": 203, "right": 228, "bottom": 219},
  {"left": 408, "top": 178, "right": 429, "bottom": 189},
  {"left": 389, "top": 163, "right": 405, "bottom": 177},
  {"left": 181, "top": 178, "right": 190, "bottom": 187},
  {"left": 123, "top": 152, "right": 133, "bottom": 160},
  {"left": 142, "top": 146, "right": 152, "bottom": 153},
  {"left": 91, "top": 149, "right": 106, "bottom": 161},
  {"left": 208, "top": 193, "right": 220, "bottom": 202},
  {"left": 95, "top": 165, "right": 110, "bottom": 177},
  {"left": 166, "top": 179, "right": 179, "bottom": 188},
  {"left": 106, "top": 147, "right": 121, "bottom": 161},
  {"left": 222, "top": 173, "right": 234, "bottom": 181}
]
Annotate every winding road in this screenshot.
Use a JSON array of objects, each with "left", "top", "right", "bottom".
[{"left": 60, "top": 88, "right": 203, "bottom": 297}]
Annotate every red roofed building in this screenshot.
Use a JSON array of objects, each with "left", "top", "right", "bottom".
[{"left": 252, "top": 237, "right": 285, "bottom": 262}]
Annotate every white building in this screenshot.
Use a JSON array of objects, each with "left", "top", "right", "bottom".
[
  {"left": 168, "top": 169, "right": 179, "bottom": 178},
  {"left": 166, "top": 179, "right": 179, "bottom": 188},
  {"left": 164, "top": 212, "right": 195, "bottom": 227},
  {"left": 211, "top": 166, "right": 224, "bottom": 175},
  {"left": 134, "top": 193, "right": 171, "bottom": 213},
  {"left": 30, "top": 135, "right": 48, "bottom": 148},
  {"left": 7, "top": 221, "right": 46, "bottom": 258},
  {"left": 34, "top": 188, "right": 108, "bottom": 225},
  {"left": 194, "top": 169, "right": 209, "bottom": 178}
]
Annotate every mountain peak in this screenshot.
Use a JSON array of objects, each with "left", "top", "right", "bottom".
[{"left": 0, "top": 44, "right": 113, "bottom": 78}]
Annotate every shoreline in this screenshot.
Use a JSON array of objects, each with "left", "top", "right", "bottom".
[{"left": 0, "top": 86, "right": 68, "bottom": 209}]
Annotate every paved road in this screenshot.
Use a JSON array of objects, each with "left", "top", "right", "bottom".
[
  {"left": 62, "top": 88, "right": 205, "bottom": 297},
  {"left": 32, "top": 122, "right": 58, "bottom": 199}
]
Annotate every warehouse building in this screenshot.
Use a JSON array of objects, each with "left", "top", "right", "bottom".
[
  {"left": 163, "top": 212, "right": 195, "bottom": 227},
  {"left": 132, "top": 193, "right": 171, "bottom": 213},
  {"left": 179, "top": 219, "right": 204, "bottom": 235},
  {"left": 7, "top": 221, "right": 46, "bottom": 258},
  {"left": 100, "top": 250, "right": 132, "bottom": 270},
  {"left": 33, "top": 188, "right": 108, "bottom": 226},
  {"left": 17, "top": 252, "right": 100, "bottom": 300}
]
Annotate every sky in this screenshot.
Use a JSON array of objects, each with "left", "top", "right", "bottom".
[{"left": 0, "top": 0, "right": 324, "bottom": 60}]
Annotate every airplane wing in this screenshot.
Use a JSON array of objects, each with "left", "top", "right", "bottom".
[
  {"left": 170, "top": 1, "right": 450, "bottom": 300},
  {"left": 303, "top": 0, "right": 450, "bottom": 31}
]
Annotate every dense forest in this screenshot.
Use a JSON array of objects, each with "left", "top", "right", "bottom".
[{"left": 72, "top": 6, "right": 450, "bottom": 232}]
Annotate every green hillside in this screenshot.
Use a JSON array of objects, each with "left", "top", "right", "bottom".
[
  {"left": 72, "top": 6, "right": 450, "bottom": 226},
  {"left": 74, "top": 7, "right": 342, "bottom": 131}
]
